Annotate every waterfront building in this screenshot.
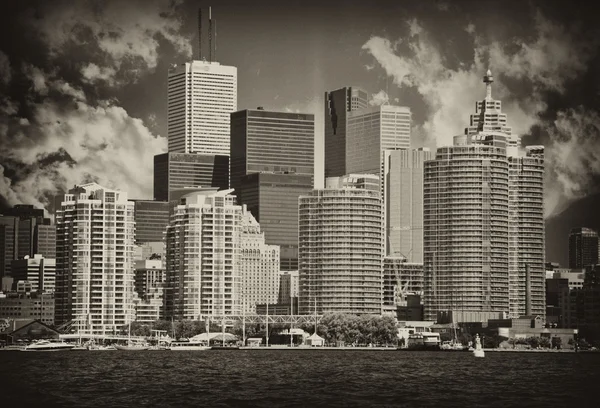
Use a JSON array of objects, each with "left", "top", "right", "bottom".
[
  {"left": 298, "top": 174, "right": 384, "bottom": 315},
  {"left": 568, "top": 227, "right": 599, "bottom": 269},
  {"left": 54, "top": 183, "right": 136, "bottom": 335},
  {"left": 423, "top": 70, "right": 545, "bottom": 321},
  {"left": 239, "top": 210, "right": 280, "bottom": 315},
  {"left": 153, "top": 152, "right": 229, "bottom": 201},
  {"left": 134, "top": 259, "right": 165, "bottom": 300},
  {"left": 164, "top": 189, "right": 241, "bottom": 320},
  {"left": 0, "top": 205, "right": 54, "bottom": 280},
  {"left": 384, "top": 148, "right": 432, "bottom": 261},
  {"left": 0, "top": 293, "right": 55, "bottom": 325},
  {"left": 167, "top": 60, "right": 237, "bottom": 155},
  {"left": 324, "top": 87, "right": 368, "bottom": 178},
  {"left": 132, "top": 200, "right": 170, "bottom": 244},
  {"left": 10, "top": 254, "right": 56, "bottom": 294},
  {"left": 239, "top": 172, "right": 313, "bottom": 271},
  {"left": 133, "top": 297, "right": 163, "bottom": 323}
]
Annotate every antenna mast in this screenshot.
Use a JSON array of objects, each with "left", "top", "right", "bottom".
[
  {"left": 208, "top": 7, "right": 213, "bottom": 62},
  {"left": 198, "top": 8, "right": 202, "bottom": 60}
]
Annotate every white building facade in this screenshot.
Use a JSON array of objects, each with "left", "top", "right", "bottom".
[
  {"left": 298, "top": 174, "right": 384, "bottom": 315},
  {"left": 239, "top": 209, "right": 280, "bottom": 315},
  {"left": 55, "top": 183, "right": 136, "bottom": 335},
  {"left": 164, "top": 189, "right": 241, "bottom": 320},
  {"left": 423, "top": 71, "right": 545, "bottom": 321},
  {"left": 167, "top": 60, "right": 237, "bottom": 155}
]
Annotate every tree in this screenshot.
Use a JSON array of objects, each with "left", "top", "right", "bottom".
[
  {"left": 539, "top": 336, "right": 551, "bottom": 348},
  {"left": 527, "top": 336, "right": 541, "bottom": 349},
  {"left": 551, "top": 336, "right": 562, "bottom": 349}
]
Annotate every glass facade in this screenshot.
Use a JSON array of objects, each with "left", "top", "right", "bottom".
[
  {"left": 153, "top": 152, "right": 229, "bottom": 201},
  {"left": 230, "top": 108, "right": 315, "bottom": 201},
  {"left": 132, "top": 200, "right": 170, "bottom": 244},
  {"left": 324, "top": 87, "right": 368, "bottom": 178}
]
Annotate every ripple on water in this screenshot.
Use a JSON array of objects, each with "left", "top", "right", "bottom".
[{"left": 0, "top": 350, "right": 597, "bottom": 407}]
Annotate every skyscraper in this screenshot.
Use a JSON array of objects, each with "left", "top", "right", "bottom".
[
  {"left": 154, "top": 152, "right": 229, "bottom": 201},
  {"left": 54, "top": 183, "right": 136, "bottom": 335},
  {"left": 239, "top": 209, "right": 280, "bottom": 315},
  {"left": 10, "top": 254, "right": 56, "bottom": 294},
  {"left": 230, "top": 108, "right": 314, "bottom": 196},
  {"left": 345, "top": 105, "right": 412, "bottom": 255},
  {"left": 0, "top": 205, "right": 54, "bottom": 279},
  {"left": 324, "top": 87, "right": 368, "bottom": 178},
  {"left": 568, "top": 227, "right": 599, "bottom": 269},
  {"left": 423, "top": 70, "right": 545, "bottom": 321},
  {"left": 132, "top": 200, "right": 170, "bottom": 243},
  {"left": 164, "top": 189, "right": 241, "bottom": 320},
  {"left": 167, "top": 60, "right": 237, "bottom": 155},
  {"left": 385, "top": 148, "right": 432, "bottom": 261},
  {"left": 230, "top": 108, "right": 315, "bottom": 271},
  {"left": 298, "top": 174, "right": 384, "bottom": 315}
]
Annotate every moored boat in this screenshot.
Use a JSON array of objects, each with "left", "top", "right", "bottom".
[
  {"left": 22, "top": 340, "right": 76, "bottom": 352},
  {"left": 114, "top": 342, "right": 149, "bottom": 351},
  {"left": 168, "top": 341, "right": 211, "bottom": 351}
]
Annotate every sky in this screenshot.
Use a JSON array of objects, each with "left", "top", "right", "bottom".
[{"left": 0, "top": 0, "right": 599, "bottom": 221}]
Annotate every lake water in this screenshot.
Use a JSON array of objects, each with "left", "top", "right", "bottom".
[{"left": 0, "top": 350, "right": 597, "bottom": 407}]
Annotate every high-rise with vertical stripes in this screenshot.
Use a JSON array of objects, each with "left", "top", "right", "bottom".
[{"left": 423, "top": 70, "right": 545, "bottom": 321}]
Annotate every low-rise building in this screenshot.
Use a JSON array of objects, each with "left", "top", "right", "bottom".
[{"left": 0, "top": 293, "right": 55, "bottom": 325}]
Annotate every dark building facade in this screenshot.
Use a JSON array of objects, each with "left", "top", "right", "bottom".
[
  {"left": 0, "top": 205, "right": 54, "bottom": 280},
  {"left": 324, "top": 87, "right": 368, "bottom": 179},
  {"left": 569, "top": 227, "right": 599, "bottom": 269},
  {"left": 230, "top": 108, "right": 314, "bottom": 202},
  {"left": 132, "top": 200, "right": 170, "bottom": 243},
  {"left": 153, "top": 152, "right": 229, "bottom": 201},
  {"left": 241, "top": 173, "right": 313, "bottom": 271}
]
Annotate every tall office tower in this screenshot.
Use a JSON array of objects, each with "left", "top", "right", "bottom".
[
  {"left": 10, "top": 254, "right": 56, "bottom": 294},
  {"left": 154, "top": 152, "right": 229, "bottom": 201},
  {"left": 35, "top": 224, "right": 56, "bottom": 259},
  {"left": 132, "top": 200, "right": 170, "bottom": 243},
  {"left": 230, "top": 108, "right": 315, "bottom": 270},
  {"left": 239, "top": 208, "right": 280, "bottom": 315},
  {"left": 164, "top": 189, "right": 241, "bottom": 320},
  {"left": 345, "top": 105, "right": 412, "bottom": 255},
  {"left": 0, "top": 205, "right": 54, "bottom": 279},
  {"left": 230, "top": 109, "right": 314, "bottom": 194},
  {"left": 298, "top": 174, "right": 384, "bottom": 315},
  {"left": 167, "top": 60, "right": 237, "bottom": 155},
  {"left": 324, "top": 87, "right": 369, "bottom": 178},
  {"left": 385, "top": 148, "right": 432, "bottom": 261},
  {"left": 423, "top": 70, "right": 545, "bottom": 321},
  {"left": 568, "top": 227, "right": 599, "bottom": 269},
  {"left": 239, "top": 173, "right": 313, "bottom": 271},
  {"left": 54, "top": 183, "right": 136, "bottom": 335}
]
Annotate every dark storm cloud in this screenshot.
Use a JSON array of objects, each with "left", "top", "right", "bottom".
[{"left": 0, "top": 0, "right": 192, "bottom": 211}]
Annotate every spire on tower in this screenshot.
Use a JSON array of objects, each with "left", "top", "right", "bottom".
[{"left": 484, "top": 69, "right": 494, "bottom": 100}]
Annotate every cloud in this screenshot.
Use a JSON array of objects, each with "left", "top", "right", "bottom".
[
  {"left": 32, "top": 0, "right": 191, "bottom": 85},
  {"left": 369, "top": 90, "right": 389, "bottom": 106},
  {"left": 362, "top": 11, "right": 599, "bottom": 216}
]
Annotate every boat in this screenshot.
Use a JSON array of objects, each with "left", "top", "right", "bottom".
[
  {"left": 88, "top": 344, "right": 117, "bottom": 351},
  {"left": 473, "top": 334, "right": 485, "bottom": 358},
  {"left": 22, "top": 340, "right": 76, "bottom": 352},
  {"left": 71, "top": 345, "right": 88, "bottom": 351},
  {"left": 167, "top": 341, "right": 211, "bottom": 351},
  {"left": 115, "top": 319, "right": 149, "bottom": 350},
  {"left": 114, "top": 342, "right": 149, "bottom": 351}
]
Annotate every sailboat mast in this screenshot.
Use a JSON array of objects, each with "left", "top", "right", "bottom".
[{"left": 266, "top": 302, "right": 269, "bottom": 347}]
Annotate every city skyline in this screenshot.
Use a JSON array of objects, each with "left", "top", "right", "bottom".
[{"left": 0, "top": 0, "right": 598, "bottom": 268}]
